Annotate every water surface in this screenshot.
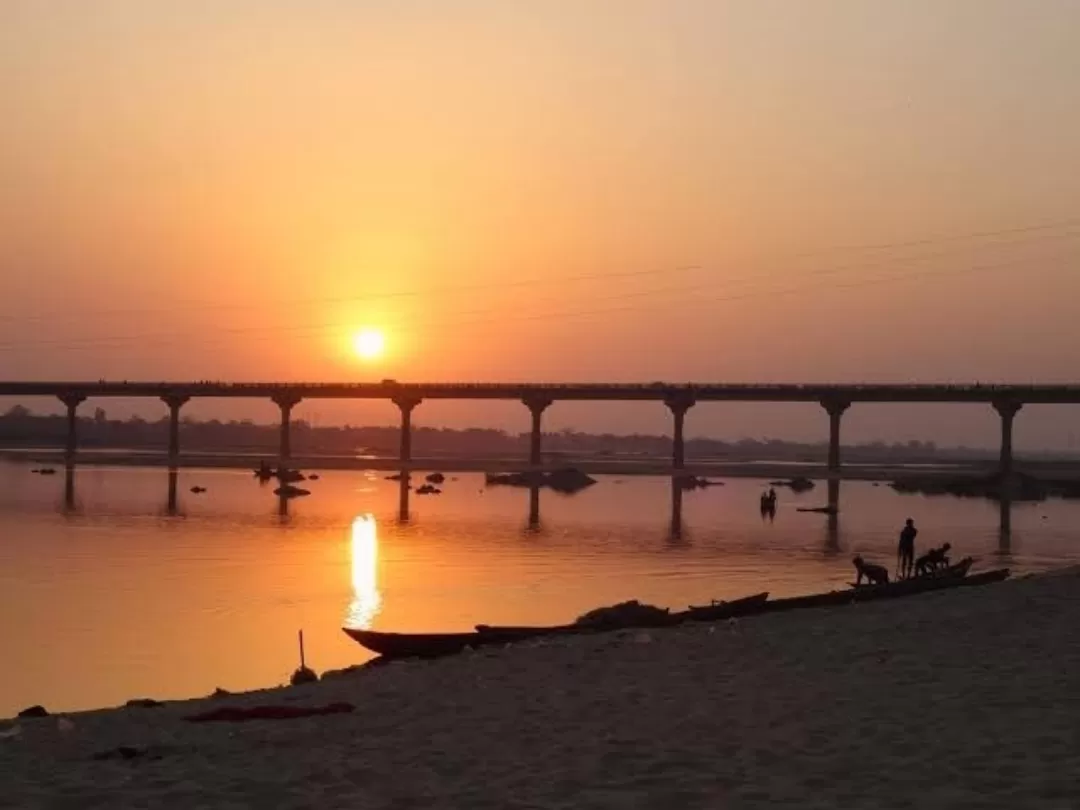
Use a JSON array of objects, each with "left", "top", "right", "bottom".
[{"left": 0, "top": 461, "right": 1076, "bottom": 716}]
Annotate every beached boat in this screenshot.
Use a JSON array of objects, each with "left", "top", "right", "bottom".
[
  {"left": 341, "top": 628, "right": 523, "bottom": 659},
  {"left": 343, "top": 567, "right": 1009, "bottom": 661},
  {"left": 762, "top": 561, "right": 1009, "bottom": 614},
  {"left": 673, "top": 591, "right": 771, "bottom": 623},
  {"left": 475, "top": 592, "right": 769, "bottom": 638}
]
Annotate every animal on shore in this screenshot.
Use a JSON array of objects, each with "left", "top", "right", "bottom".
[
  {"left": 914, "top": 543, "right": 952, "bottom": 576},
  {"left": 853, "top": 555, "right": 890, "bottom": 586}
]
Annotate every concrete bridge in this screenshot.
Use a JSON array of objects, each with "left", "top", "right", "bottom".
[{"left": 3, "top": 381, "right": 1078, "bottom": 481}]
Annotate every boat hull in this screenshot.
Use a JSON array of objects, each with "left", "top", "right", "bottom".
[
  {"left": 343, "top": 570, "right": 1009, "bottom": 661},
  {"left": 763, "top": 567, "right": 1009, "bottom": 614},
  {"left": 341, "top": 628, "right": 520, "bottom": 659},
  {"left": 675, "top": 591, "right": 771, "bottom": 622}
]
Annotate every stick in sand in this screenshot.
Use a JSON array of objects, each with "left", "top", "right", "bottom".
[{"left": 290, "top": 629, "right": 318, "bottom": 686}]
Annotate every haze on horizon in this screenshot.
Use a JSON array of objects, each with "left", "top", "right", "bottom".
[{"left": 2, "top": 1, "right": 1079, "bottom": 449}]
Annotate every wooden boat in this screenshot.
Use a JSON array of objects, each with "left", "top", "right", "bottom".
[
  {"left": 674, "top": 591, "right": 771, "bottom": 623},
  {"left": 476, "top": 592, "right": 770, "bottom": 637},
  {"left": 762, "top": 561, "right": 1009, "bottom": 614},
  {"left": 344, "top": 566, "right": 1009, "bottom": 661},
  {"left": 341, "top": 627, "right": 523, "bottom": 659}
]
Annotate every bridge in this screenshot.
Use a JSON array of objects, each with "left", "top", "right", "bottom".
[{"left": 3, "top": 381, "right": 1077, "bottom": 483}]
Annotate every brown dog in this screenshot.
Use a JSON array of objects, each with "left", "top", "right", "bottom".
[{"left": 853, "top": 555, "right": 890, "bottom": 586}]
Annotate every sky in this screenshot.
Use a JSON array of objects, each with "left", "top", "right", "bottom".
[{"left": 1, "top": 1, "right": 1079, "bottom": 448}]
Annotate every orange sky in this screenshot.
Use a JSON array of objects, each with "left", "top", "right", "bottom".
[{"left": 1, "top": 1, "right": 1079, "bottom": 447}]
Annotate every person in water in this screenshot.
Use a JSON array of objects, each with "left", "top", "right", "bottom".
[
  {"left": 760, "top": 488, "right": 777, "bottom": 513},
  {"left": 897, "top": 518, "right": 918, "bottom": 579}
]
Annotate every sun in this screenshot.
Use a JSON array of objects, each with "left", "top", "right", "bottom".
[{"left": 351, "top": 328, "right": 385, "bottom": 361}]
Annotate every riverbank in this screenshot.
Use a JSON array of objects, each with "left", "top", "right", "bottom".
[
  {"left": 0, "top": 446, "right": 1014, "bottom": 482},
  {"left": 2, "top": 568, "right": 1077, "bottom": 808}
]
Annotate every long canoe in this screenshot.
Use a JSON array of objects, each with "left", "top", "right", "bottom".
[
  {"left": 343, "top": 569, "right": 1009, "bottom": 661},
  {"left": 671, "top": 591, "right": 771, "bottom": 623},
  {"left": 761, "top": 566, "right": 1009, "bottom": 614},
  {"left": 341, "top": 627, "right": 523, "bottom": 660},
  {"left": 476, "top": 592, "right": 771, "bottom": 637}
]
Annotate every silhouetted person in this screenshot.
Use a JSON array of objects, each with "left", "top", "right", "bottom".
[
  {"left": 760, "top": 488, "right": 777, "bottom": 518},
  {"left": 897, "top": 518, "right": 917, "bottom": 579}
]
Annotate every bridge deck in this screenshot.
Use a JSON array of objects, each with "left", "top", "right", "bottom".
[{"left": 1, "top": 381, "right": 1079, "bottom": 404}]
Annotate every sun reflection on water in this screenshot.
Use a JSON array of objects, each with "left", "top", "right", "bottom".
[{"left": 346, "top": 514, "right": 382, "bottom": 628}]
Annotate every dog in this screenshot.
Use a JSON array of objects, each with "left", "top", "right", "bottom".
[
  {"left": 853, "top": 555, "right": 890, "bottom": 586},
  {"left": 914, "top": 543, "right": 952, "bottom": 577}
]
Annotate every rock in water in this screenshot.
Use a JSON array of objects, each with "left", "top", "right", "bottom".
[
  {"left": 274, "top": 485, "right": 311, "bottom": 498},
  {"left": 890, "top": 472, "right": 1050, "bottom": 502},
  {"left": 484, "top": 468, "right": 596, "bottom": 494},
  {"left": 425, "top": 472, "right": 446, "bottom": 484},
  {"left": 484, "top": 471, "right": 541, "bottom": 488},
  {"left": 545, "top": 468, "right": 598, "bottom": 494},
  {"left": 675, "top": 475, "right": 724, "bottom": 491},
  {"left": 770, "top": 477, "right": 815, "bottom": 493},
  {"left": 17, "top": 705, "right": 48, "bottom": 719}
]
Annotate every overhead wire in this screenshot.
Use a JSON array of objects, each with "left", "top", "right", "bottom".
[
  {"left": 0, "top": 214, "right": 1077, "bottom": 325},
  {"left": 5, "top": 239, "right": 1075, "bottom": 354}
]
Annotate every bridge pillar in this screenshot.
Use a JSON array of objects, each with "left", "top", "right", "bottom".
[
  {"left": 992, "top": 400, "right": 1023, "bottom": 480},
  {"left": 523, "top": 396, "right": 553, "bottom": 467},
  {"left": 393, "top": 396, "right": 422, "bottom": 464},
  {"left": 161, "top": 394, "right": 190, "bottom": 465},
  {"left": 664, "top": 395, "right": 695, "bottom": 470},
  {"left": 272, "top": 393, "right": 302, "bottom": 465},
  {"left": 58, "top": 394, "right": 86, "bottom": 465},
  {"left": 821, "top": 398, "right": 851, "bottom": 475}
]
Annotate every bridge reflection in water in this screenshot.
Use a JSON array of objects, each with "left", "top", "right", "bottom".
[{"left": 52, "top": 467, "right": 1017, "bottom": 557}]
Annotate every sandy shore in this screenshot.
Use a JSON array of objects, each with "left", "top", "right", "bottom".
[{"left": 2, "top": 569, "right": 1078, "bottom": 809}]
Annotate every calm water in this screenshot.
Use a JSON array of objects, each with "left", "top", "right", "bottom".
[{"left": 1, "top": 460, "right": 1077, "bottom": 716}]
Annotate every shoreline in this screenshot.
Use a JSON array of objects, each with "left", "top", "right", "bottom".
[
  {"left": 0, "top": 447, "right": 1012, "bottom": 482},
  {"left": 7, "top": 568, "right": 1058, "bottom": 723},
  {"left": 1, "top": 567, "right": 1077, "bottom": 807}
]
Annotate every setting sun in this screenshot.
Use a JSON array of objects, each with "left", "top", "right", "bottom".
[{"left": 352, "top": 328, "right": 385, "bottom": 361}]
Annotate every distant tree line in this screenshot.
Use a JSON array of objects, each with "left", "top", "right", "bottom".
[{"left": 0, "top": 404, "right": 999, "bottom": 462}]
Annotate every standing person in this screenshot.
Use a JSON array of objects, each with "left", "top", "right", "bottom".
[{"left": 897, "top": 518, "right": 918, "bottom": 579}]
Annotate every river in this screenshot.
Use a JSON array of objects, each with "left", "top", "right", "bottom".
[{"left": 0, "top": 460, "right": 1076, "bottom": 717}]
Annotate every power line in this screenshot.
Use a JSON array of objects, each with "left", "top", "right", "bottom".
[
  {"left": 2, "top": 227, "right": 1077, "bottom": 350},
  {"left": 1, "top": 214, "right": 1078, "bottom": 324},
  {"left": 4, "top": 243, "right": 1073, "bottom": 354}
]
